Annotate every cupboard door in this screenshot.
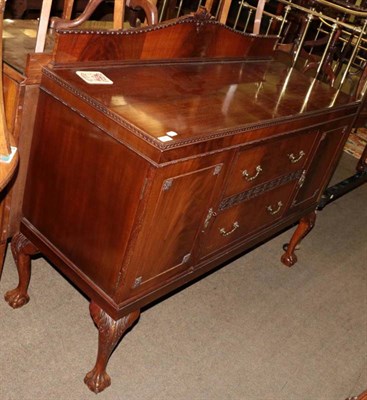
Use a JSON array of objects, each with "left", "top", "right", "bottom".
[
  {"left": 290, "top": 126, "right": 349, "bottom": 211},
  {"left": 128, "top": 162, "right": 224, "bottom": 295}
]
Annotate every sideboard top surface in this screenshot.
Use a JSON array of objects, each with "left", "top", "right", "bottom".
[{"left": 45, "top": 58, "right": 356, "bottom": 145}]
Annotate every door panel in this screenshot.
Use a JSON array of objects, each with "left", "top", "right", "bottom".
[
  {"left": 129, "top": 162, "right": 225, "bottom": 294},
  {"left": 290, "top": 126, "right": 349, "bottom": 211}
]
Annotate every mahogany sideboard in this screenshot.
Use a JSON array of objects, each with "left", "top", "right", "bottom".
[{"left": 4, "top": 12, "right": 361, "bottom": 393}]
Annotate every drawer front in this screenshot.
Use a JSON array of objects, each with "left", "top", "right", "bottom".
[
  {"left": 201, "top": 181, "right": 296, "bottom": 257},
  {"left": 224, "top": 129, "right": 319, "bottom": 197}
]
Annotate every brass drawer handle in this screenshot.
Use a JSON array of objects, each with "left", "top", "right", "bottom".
[
  {"left": 288, "top": 150, "right": 305, "bottom": 164},
  {"left": 242, "top": 165, "right": 262, "bottom": 181},
  {"left": 266, "top": 201, "right": 283, "bottom": 215},
  {"left": 219, "top": 221, "right": 240, "bottom": 236}
]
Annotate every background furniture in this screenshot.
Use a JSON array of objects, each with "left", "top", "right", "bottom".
[
  {"left": 0, "top": 0, "right": 19, "bottom": 276},
  {"left": 0, "top": 0, "right": 158, "bottom": 279}
]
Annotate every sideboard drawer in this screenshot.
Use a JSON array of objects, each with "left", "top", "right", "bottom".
[
  {"left": 224, "top": 129, "right": 318, "bottom": 197},
  {"left": 202, "top": 181, "right": 296, "bottom": 256}
]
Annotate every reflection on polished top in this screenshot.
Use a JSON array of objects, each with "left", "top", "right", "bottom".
[
  {"left": 51, "top": 59, "right": 356, "bottom": 144},
  {"left": 2, "top": 20, "right": 54, "bottom": 73},
  {"left": 2, "top": 20, "right": 114, "bottom": 74}
]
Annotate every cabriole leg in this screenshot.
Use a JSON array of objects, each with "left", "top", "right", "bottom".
[
  {"left": 85, "top": 302, "right": 140, "bottom": 393},
  {"left": 281, "top": 211, "right": 317, "bottom": 267},
  {"left": 4, "top": 232, "right": 39, "bottom": 308},
  {"left": 0, "top": 240, "right": 7, "bottom": 280}
]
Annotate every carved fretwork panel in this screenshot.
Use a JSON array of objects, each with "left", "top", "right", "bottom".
[{"left": 200, "top": 180, "right": 297, "bottom": 258}]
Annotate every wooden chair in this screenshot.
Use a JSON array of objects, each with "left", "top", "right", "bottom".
[
  {"left": 0, "top": 0, "right": 19, "bottom": 278},
  {"left": 31, "top": 0, "right": 157, "bottom": 52},
  {"left": 50, "top": 0, "right": 158, "bottom": 30}
]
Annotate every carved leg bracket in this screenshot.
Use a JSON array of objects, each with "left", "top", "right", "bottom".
[
  {"left": 281, "top": 211, "right": 317, "bottom": 267},
  {"left": 4, "top": 232, "right": 39, "bottom": 308},
  {"left": 84, "top": 302, "right": 140, "bottom": 393}
]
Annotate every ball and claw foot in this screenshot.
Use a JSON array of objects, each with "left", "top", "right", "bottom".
[
  {"left": 5, "top": 232, "right": 39, "bottom": 309},
  {"left": 84, "top": 368, "right": 111, "bottom": 394},
  {"left": 281, "top": 252, "right": 297, "bottom": 267},
  {"left": 85, "top": 303, "right": 140, "bottom": 393},
  {"left": 4, "top": 288, "right": 30, "bottom": 309}
]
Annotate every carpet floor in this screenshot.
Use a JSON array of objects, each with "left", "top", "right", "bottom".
[{"left": 0, "top": 153, "right": 366, "bottom": 400}]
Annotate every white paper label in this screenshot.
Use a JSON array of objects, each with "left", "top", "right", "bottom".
[
  {"left": 76, "top": 71, "right": 113, "bottom": 85},
  {"left": 157, "top": 136, "right": 173, "bottom": 142}
]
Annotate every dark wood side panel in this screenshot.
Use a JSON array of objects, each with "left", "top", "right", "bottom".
[{"left": 22, "top": 91, "right": 150, "bottom": 297}]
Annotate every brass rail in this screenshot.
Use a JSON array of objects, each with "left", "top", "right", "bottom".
[
  {"left": 277, "top": 0, "right": 365, "bottom": 33},
  {"left": 316, "top": 0, "right": 367, "bottom": 17},
  {"left": 239, "top": 1, "right": 284, "bottom": 22}
]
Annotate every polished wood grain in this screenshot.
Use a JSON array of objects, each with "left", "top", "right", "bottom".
[
  {"left": 22, "top": 90, "right": 149, "bottom": 295},
  {"left": 52, "top": 13, "right": 278, "bottom": 64},
  {"left": 5, "top": 13, "right": 361, "bottom": 392},
  {"left": 49, "top": 61, "right": 353, "bottom": 143}
]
